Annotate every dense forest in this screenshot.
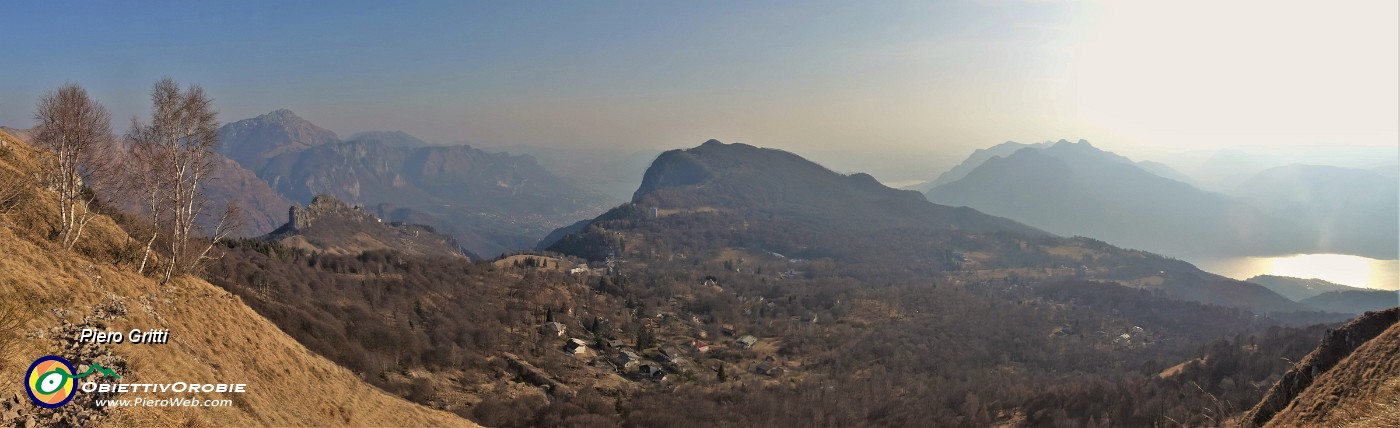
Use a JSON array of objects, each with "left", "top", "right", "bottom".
[{"left": 205, "top": 234, "right": 1337, "bottom": 426}]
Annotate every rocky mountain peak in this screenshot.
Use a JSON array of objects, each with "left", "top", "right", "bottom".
[
  {"left": 288, "top": 194, "right": 374, "bottom": 231},
  {"left": 217, "top": 109, "right": 340, "bottom": 171}
]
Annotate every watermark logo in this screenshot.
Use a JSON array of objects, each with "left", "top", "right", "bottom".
[
  {"left": 24, "top": 355, "right": 121, "bottom": 408},
  {"left": 26, "top": 356, "right": 76, "bottom": 408}
]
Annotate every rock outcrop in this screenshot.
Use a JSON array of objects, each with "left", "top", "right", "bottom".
[
  {"left": 265, "top": 194, "right": 465, "bottom": 258},
  {"left": 1240, "top": 307, "right": 1400, "bottom": 427},
  {"left": 285, "top": 194, "right": 377, "bottom": 232},
  {"left": 0, "top": 301, "right": 129, "bottom": 427}
]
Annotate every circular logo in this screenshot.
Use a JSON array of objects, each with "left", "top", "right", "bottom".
[{"left": 25, "top": 356, "right": 77, "bottom": 408}]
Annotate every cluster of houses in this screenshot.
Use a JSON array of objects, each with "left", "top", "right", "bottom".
[
  {"left": 1111, "top": 325, "right": 1152, "bottom": 348},
  {"left": 558, "top": 335, "right": 693, "bottom": 381},
  {"left": 1047, "top": 321, "right": 1155, "bottom": 349},
  {"left": 531, "top": 274, "right": 804, "bottom": 387},
  {"left": 539, "top": 320, "right": 785, "bottom": 383}
]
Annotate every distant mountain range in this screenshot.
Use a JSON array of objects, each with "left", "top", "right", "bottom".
[
  {"left": 1247, "top": 275, "right": 1368, "bottom": 301},
  {"left": 925, "top": 140, "right": 1397, "bottom": 259},
  {"left": 1232, "top": 164, "right": 1398, "bottom": 257},
  {"left": 478, "top": 143, "right": 658, "bottom": 203},
  {"left": 343, "top": 130, "right": 432, "bottom": 148},
  {"left": 214, "top": 110, "right": 613, "bottom": 257},
  {"left": 1247, "top": 274, "right": 1397, "bottom": 315},
  {"left": 919, "top": 140, "right": 1195, "bottom": 192},
  {"left": 1160, "top": 145, "right": 1398, "bottom": 192},
  {"left": 927, "top": 140, "right": 1291, "bottom": 257},
  {"left": 1301, "top": 290, "right": 1398, "bottom": 315},
  {"left": 922, "top": 141, "right": 1047, "bottom": 189},
  {"left": 217, "top": 109, "right": 341, "bottom": 172},
  {"left": 548, "top": 139, "right": 1309, "bottom": 315}
]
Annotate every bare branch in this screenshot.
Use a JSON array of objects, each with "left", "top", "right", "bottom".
[
  {"left": 124, "top": 78, "right": 223, "bottom": 284},
  {"left": 32, "top": 83, "right": 113, "bottom": 250}
]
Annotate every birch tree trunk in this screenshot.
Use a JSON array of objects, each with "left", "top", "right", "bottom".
[
  {"left": 124, "top": 78, "right": 230, "bottom": 284},
  {"left": 32, "top": 84, "right": 113, "bottom": 250}
]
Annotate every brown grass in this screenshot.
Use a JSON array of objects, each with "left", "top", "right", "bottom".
[
  {"left": 0, "top": 129, "right": 473, "bottom": 427},
  {"left": 1264, "top": 321, "right": 1400, "bottom": 427}
]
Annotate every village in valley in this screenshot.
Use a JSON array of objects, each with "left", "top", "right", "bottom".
[{"left": 490, "top": 253, "right": 795, "bottom": 393}]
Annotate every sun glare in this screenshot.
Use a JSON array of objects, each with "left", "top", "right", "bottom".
[
  {"left": 1269, "top": 254, "right": 1370, "bottom": 288},
  {"left": 1070, "top": 1, "right": 1399, "bottom": 150}
]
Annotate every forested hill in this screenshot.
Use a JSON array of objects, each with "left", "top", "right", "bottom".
[
  {"left": 551, "top": 139, "right": 1311, "bottom": 315},
  {"left": 631, "top": 139, "right": 1041, "bottom": 236}
]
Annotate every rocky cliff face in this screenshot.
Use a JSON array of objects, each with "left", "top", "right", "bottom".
[
  {"left": 1240, "top": 307, "right": 1400, "bottom": 427},
  {"left": 265, "top": 194, "right": 465, "bottom": 259},
  {"left": 203, "top": 155, "right": 293, "bottom": 237},
  {"left": 286, "top": 194, "right": 377, "bottom": 232}
]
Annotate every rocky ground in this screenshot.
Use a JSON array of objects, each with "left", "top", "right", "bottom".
[{"left": 2, "top": 299, "right": 129, "bottom": 427}]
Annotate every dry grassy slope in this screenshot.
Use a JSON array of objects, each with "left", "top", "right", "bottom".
[
  {"left": 1237, "top": 307, "right": 1400, "bottom": 427},
  {"left": 0, "top": 129, "right": 472, "bottom": 427},
  {"left": 1264, "top": 319, "right": 1400, "bottom": 427}
]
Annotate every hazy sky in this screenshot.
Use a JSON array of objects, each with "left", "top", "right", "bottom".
[{"left": 3, "top": 1, "right": 1396, "bottom": 181}]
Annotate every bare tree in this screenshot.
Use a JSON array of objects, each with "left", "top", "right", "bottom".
[
  {"left": 124, "top": 118, "right": 168, "bottom": 275},
  {"left": 33, "top": 83, "right": 114, "bottom": 250},
  {"left": 125, "top": 78, "right": 236, "bottom": 283}
]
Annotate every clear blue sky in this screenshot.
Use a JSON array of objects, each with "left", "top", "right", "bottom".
[{"left": 3, "top": 1, "right": 1395, "bottom": 181}]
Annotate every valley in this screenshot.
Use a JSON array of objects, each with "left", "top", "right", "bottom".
[
  {"left": 3, "top": 3, "right": 1395, "bottom": 426},
  {"left": 3, "top": 118, "right": 1395, "bottom": 426}
]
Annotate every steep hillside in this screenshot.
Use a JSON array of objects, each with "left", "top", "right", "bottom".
[
  {"left": 263, "top": 194, "right": 464, "bottom": 258},
  {"left": 1241, "top": 308, "right": 1400, "bottom": 427},
  {"left": 203, "top": 155, "right": 295, "bottom": 237},
  {"left": 13, "top": 126, "right": 296, "bottom": 238},
  {"left": 4, "top": 118, "right": 299, "bottom": 239},
  {"left": 216, "top": 109, "right": 339, "bottom": 171},
  {"left": 0, "top": 129, "right": 468, "bottom": 426},
  {"left": 1264, "top": 318, "right": 1400, "bottom": 427},
  {"left": 1233, "top": 164, "right": 1399, "bottom": 258},
  {"left": 927, "top": 140, "right": 1297, "bottom": 258},
  {"left": 551, "top": 140, "right": 1308, "bottom": 315}
]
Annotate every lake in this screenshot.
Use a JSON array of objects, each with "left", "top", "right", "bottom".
[{"left": 1189, "top": 254, "right": 1399, "bottom": 291}]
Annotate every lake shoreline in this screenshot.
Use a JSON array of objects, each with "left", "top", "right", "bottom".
[{"left": 1188, "top": 254, "right": 1400, "bottom": 291}]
